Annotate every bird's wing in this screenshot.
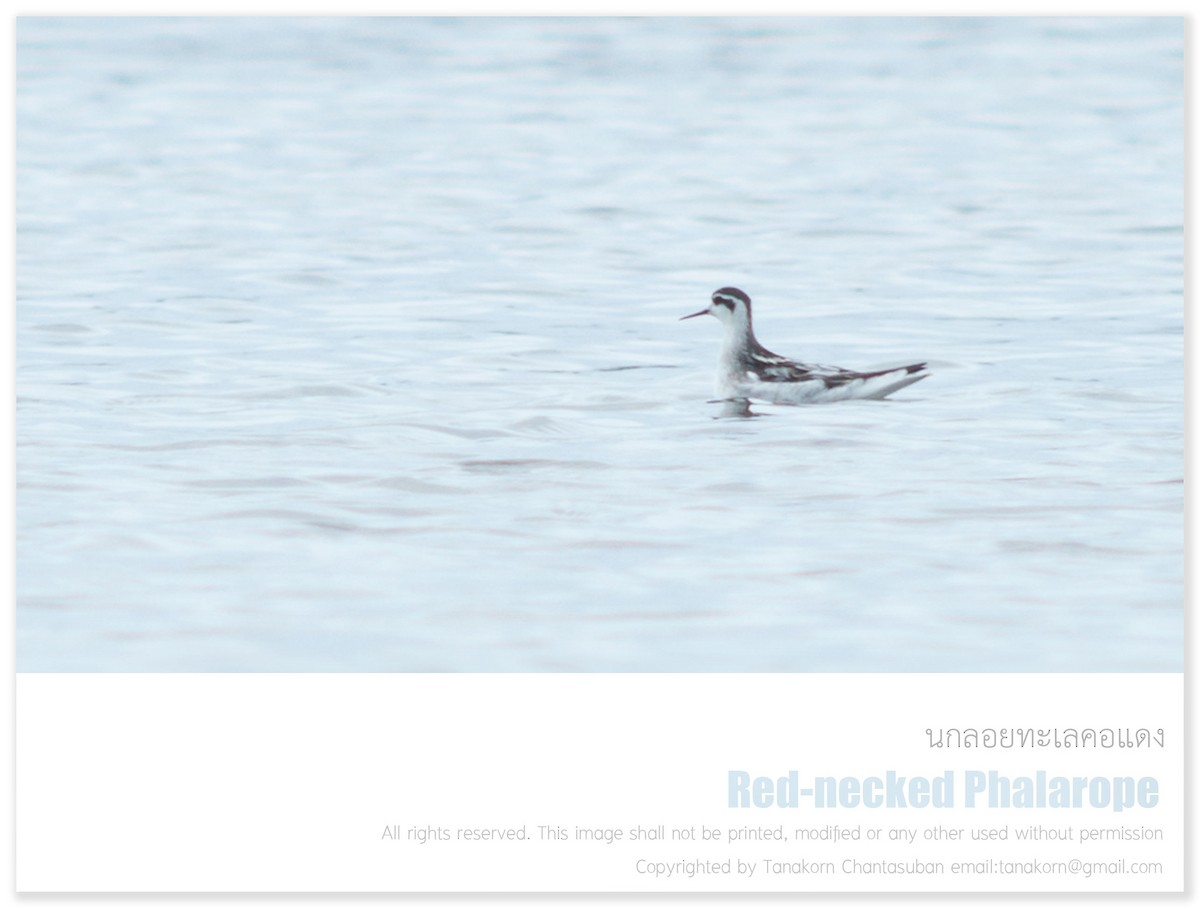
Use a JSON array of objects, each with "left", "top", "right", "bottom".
[
  {"left": 746, "top": 352, "right": 853, "bottom": 384},
  {"left": 751, "top": 354, "right": 927, "bottom": 387},
  {"left": 817, "top": 362, "right": 927, "bottom": 387}
]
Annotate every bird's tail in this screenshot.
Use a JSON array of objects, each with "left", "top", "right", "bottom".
[{"left": 854, "top": 363, "right": 928, "bottom": 400}]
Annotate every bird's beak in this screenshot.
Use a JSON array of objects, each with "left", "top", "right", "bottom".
[{"left": 679, "top": 308, "right": 710, "bottom": 321}]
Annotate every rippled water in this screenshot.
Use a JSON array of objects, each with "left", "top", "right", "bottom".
[{"left": 16, "top": 17, "right": 1183, "bottom": 671}]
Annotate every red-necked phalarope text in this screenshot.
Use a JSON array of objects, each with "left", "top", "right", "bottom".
[{"left": 681, "top": 287, "right": 928, "bottom": 404}]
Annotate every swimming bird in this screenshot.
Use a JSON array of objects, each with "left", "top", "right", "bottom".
[{"left": 681, "top": 287, "right": 928, "bottom": 404}]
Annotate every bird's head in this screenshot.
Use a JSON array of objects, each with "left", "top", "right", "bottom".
[{"left": 680, "top": 287, "right": 753, "bottom": 327}]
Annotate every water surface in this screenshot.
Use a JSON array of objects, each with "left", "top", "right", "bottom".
[{"left": 16, "top": 17, "right": 1183, "bottom": 671}]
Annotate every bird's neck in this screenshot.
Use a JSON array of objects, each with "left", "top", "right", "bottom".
[
  {"left": 719, "top": 316, "right": 756, "bottom": 358},
  {"left": 716, "top": 319, "right": 757, "bottom": 379}
]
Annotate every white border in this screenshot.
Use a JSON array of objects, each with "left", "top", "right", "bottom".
[{"left": 7, "top": 3, "right": 1193, "bottom": 904}]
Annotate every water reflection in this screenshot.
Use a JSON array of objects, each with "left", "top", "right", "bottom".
[{"left": 711, "top": 398, "right": 758, "bottom": 419}]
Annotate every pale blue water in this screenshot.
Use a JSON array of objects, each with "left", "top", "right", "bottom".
[{"left": 16, "top": 17, "right": 1183, "bottom": 671}]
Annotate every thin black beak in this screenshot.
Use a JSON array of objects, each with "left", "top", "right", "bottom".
[{"left": 679, "top": 308, "right": 709, "bottom": 321}]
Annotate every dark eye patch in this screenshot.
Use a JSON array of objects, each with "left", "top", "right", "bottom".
[{"left": 713, "top": 296, "right": 737, "bottom": 310}]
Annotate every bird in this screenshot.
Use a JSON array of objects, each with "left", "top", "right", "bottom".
[{"left": 681, "top": 287, "right": 928, "bottom": 404}]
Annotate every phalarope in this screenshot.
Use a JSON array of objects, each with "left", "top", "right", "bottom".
[{"left": 681, "top": 287, "right": 928, "bottom": 404}]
